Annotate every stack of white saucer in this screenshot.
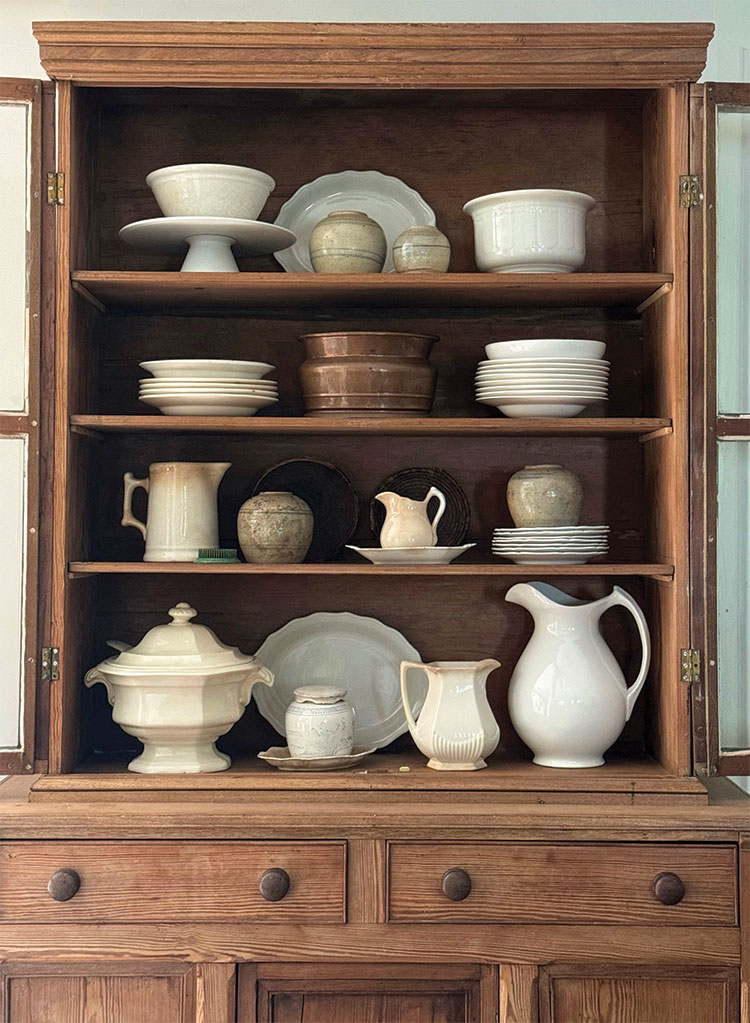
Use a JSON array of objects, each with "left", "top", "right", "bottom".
[
  {"left": 475, "top": 338, "right": 609, "bottom": 418},
  {"left": 138, "top": 359, "right": 279, "bottom": 417},
  {"left": 492, "top": 525, "right": 610, "bottom": 565}
]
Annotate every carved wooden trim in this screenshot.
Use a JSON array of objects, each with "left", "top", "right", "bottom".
[{"left": 32, "top": 21, "right": 713, "bottom": 88}]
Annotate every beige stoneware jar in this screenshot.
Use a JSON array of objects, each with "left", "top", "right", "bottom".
[
  {"left": 237, "top": 491, "right": 313, "bottom": 563},
  {"left": 392, "top": 225, "right": 451, "bottom": 273},
  {"left": 506, "top": 464, "right": 583, "bottom": 527},
  {"left": 309, "top": 210, "right": 387, "bottom": 273}
]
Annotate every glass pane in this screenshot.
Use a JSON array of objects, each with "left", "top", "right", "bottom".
[
  {"left": 0, "top": 436, "right": 27, "bottom": 749},
  {"left": 716, "top": 442, "right": 750, "bottom": 752},
  {"left": 0, "top": 102, "right": 31, "bottom": 413},
  {"left": 716, "top": 107, "right": 750, "bottom": 415}
]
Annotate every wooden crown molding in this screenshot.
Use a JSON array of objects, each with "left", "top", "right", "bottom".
[{"left": 32, "top": 21, "right": 714, "bottom": 88}]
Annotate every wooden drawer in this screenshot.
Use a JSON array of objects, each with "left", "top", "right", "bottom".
[
  {"left": 0, "top": 841, "right": 345, "bottom": 923},
  {"left": 388, "top": 842, "right": 737, "bottom": 925}
]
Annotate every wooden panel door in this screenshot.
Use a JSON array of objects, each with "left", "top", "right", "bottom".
[
  {"left": 239, "top": 963, "right": 498, "bottom": 1023},
  {"left": 0, "top": 962, "right": 235, "bottom": 1023},
  {"left": 539, "top": 965, "right": 739, "bottom": 1023}
]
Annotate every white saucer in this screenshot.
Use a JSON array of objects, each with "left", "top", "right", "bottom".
[
  {"left": 258, "top": 745, "right": 376, "bottom": 771},
  {"left": 120, "top": 216, "right": 296, "bottom": 272},
  {"left": 346, "top": 544, "right": 476, "bottom": 565},
  {"left": 273, "top": 169, "right": 435, "bottom": 273}
]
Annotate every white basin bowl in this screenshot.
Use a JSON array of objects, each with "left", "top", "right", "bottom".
[
  {"left": 463, "top": 189, "right": 595, "bottom": 273},
  {"left": 485, "top": 338, "right": 606, "bottom": 360},
  {"left": 147, "top": 163, "right": 276, "bottom": 220}
]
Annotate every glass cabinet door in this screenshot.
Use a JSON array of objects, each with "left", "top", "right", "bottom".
[
  {"left": 690, "top": 83, "right": 750, "bottom": 778},
  {"left": 0, "top": 78, "right": 43, "bottom": 773}
]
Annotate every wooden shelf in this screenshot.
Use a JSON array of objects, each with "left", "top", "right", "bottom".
[
  {"left": 69, "top": 561, "right": 674, "bottom": 578},
  {"left": 71, "top": 415, "right": 672, "bottom": 438},
  {"left": 29, "top": 752, "right": 707, "bottom": 805},
  {"left": 71, "top": 270, "right": 673, "bottom": 314}
]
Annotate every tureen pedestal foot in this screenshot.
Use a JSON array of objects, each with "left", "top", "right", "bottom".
[{"left": 128, "top": 741, "right": 231, "bottom": 774}]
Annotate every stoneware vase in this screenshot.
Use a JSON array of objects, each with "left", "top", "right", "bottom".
[
  {"left": 309, "top": 210, "right": 386, "bottom": 273},
  {"left": 285, "top": 685, "right": 355, "bottom": 758},
  {"left": 400, "top": 659, "right": 501, "bottom": 770},
  {"left": 237, "top": 491, "right": 313, "bottom": 564},
  {"left": 392, "top": 224, "right": 451, "bottom": 273},
  {"left": 122, "top": 461, "right": 230, "bottom": 562},
  {"left": 506, "top": 582, "right": 651, "bottom": 768},
  {"left": 506, "top": 464, "right": 583, "bottom": 528}
]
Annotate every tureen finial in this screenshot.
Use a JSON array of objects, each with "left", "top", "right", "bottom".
[{"left": 168, "top": 603, "right": 198, "bottom": 625}]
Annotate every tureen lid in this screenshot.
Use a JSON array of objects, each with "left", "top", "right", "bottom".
[{"left": 104, "top": 603, "right": 256, "bottom": 673}]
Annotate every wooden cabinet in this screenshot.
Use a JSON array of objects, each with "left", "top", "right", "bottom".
[
  {"left": 0, "top": 962, "right": 234, "bottom": 1023},
  {"left": 0, "top": 18, "right": 747, "bottom": 1023},
  {"left": 539, "top": 965, "right": 740, "bottom": 1023},
  {"left": 239, "top": 964, "right": 498, "bottom": 1023}
]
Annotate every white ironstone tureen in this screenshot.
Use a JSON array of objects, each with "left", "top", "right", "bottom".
[{"left": 85, "top": 603, "right": 274, "bottom": 773}]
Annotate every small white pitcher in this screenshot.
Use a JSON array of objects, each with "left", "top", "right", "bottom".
[
  {"left": 375, "top": 486, "right": 446, "bottom": 548},
  {"left": 400, "top": 659, "right": 500, "bottom": 770},
  {"left": 122, "top": 461, "right": 230, "bottom": 562}
]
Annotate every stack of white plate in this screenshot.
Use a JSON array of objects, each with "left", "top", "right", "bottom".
[
  {"left": 138, "top": 358, "right": 279, "bottom": 417},
  {"left": 475, "top": 338, "right": 609, "bottom": 418},
  {"left": 492, "top": 526, "right": 610, "bottom": 565}
]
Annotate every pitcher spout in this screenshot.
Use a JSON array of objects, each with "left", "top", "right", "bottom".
[{"left": 505, "top": 581, "right": 582, "bottom": 612}]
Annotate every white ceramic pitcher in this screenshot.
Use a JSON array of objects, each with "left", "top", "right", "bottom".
[
  {"left": 400, "top": 659, "right": 501, "bottom": 770},
  {"left": 506, "top": 582, "right": 651, "bottom": 768},
  {"left": 376, "top": 487, "right": 446, "bottom": 548},
  {"left": 122, "top": 461, "right": 230, "bottom": 562}
]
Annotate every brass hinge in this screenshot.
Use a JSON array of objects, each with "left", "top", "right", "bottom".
[
  {"left": 680, "top": 648, "right": 701, "bottom": 685},
  {"left": 679, "top": 174, "right": 703, "bottom": 209},
  {"left": 41, "top": 646, "right": 60, "bottom": 682},
  {"left": 46, "top": 171, "right": 65, "bottom": 206}
]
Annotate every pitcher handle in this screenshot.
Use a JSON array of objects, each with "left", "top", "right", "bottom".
[
  {"left": 426, "top": 487, "right": 447, "bottom": 540},
  {"left": 122, "top": 472, "right": 148, "bottom": 539},
  {"left": 400, "top": 661, "right": 425, "bottom": 735},
  {"left": 605, "top": 586, "right": 652, "bottom": 720}
]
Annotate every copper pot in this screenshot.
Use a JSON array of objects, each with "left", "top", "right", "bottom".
[{"left": 299, "top": 331, "right": 439, "bottom": 417}]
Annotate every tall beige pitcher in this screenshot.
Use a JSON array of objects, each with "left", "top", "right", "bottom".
[{"left": 122, "top": 461, "right": 230, "bottom": 562}]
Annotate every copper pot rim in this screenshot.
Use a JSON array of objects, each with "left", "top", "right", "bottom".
[{"left": 298, "top": 331, "right": 439, "bottom": 342}]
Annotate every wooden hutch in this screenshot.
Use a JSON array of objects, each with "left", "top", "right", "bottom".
[{"left": 0, "top": 20, "right": 747, "bottom": 1023}]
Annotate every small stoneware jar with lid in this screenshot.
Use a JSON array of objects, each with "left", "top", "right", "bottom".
[
  {"left": 506, "top": 464, "right": 583, "bottom": 528},
  {"left": 284, "top": 685, "right": 355, "bottom": 758},
  {"left": 392, "top": 225, "right": 451, "bottom": 274}
]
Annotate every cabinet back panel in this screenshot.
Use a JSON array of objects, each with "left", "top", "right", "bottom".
[
  {"left": 89, "top": 310, "right": 645, "bottom": 420},
  {"left": 82, "top": 572, "right": 650, "bottom": 759},
  {"left": 84, "top": 87, "right": 645, "bottom": 274}
]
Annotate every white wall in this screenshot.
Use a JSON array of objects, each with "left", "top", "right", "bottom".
[
  {"left": 1, "top": 1, "right": 747, "bottom": 790},
  {"left": 1, "top": 0, "right": 749, "bottom": 82}
]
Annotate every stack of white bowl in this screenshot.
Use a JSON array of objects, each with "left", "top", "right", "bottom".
[
  {"left": 475, "top": 338, "right": 609, "bottom": 418},
  {"left": 492, "top": 525, "right": 610, "bottom": 565},
  {"left": 138, "top": 359, "right": 279, "bottom": 417}
]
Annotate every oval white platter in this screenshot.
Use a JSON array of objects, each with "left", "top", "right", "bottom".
[
  {"left": 253, "top": 611, "right": 425, "bottom": 749},
  {"left": 346, "top": 544, "right": 476, "bottom": 565},
  {"left": 273, "top": 170, "right": 435, "bottom": 273}
]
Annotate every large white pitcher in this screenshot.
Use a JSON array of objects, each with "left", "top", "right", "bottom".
[
  {"left": 400, "top": 659, "right": 500, "bottom": 770},
  {"left": 122, "top": 461, "right": 230, "bottom": 562},
  {"left": 506, "top": 582, "right": 651, "bottom": 768},
  {"left": 375, "top": 487, "right": 446, "bottom": 548}
]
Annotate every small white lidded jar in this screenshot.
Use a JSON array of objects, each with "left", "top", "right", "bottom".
[{"left": 285, "top": 685, "right": 354, "bottom": 758}]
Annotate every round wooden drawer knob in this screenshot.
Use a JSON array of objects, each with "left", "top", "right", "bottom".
[
  {"left": 442, "top": 867, "right": 472, "bottom": 902},
  {"left": 259, "top": 867, "right": 290, "bottom": 902},
  {"left": 652, "top": 871, "right": 686, "bottom": 905},
  {"left": 48, "top": 868, "right": 81, "bottom": 902}
]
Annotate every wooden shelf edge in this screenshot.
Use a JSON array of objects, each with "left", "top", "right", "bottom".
[
  {"left": 70, "top": 270, "right": 675, "bottom": 313},
  {"left": 68, "top": 562, "right": 675, "bottom": 578},
  {"left": 70, "top": 415, "right": 672, "bottom": 437}
]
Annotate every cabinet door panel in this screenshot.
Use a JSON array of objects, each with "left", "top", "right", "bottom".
[
  {"left": 239, "top": 963, "right": 497, "bottom": 1023},
  {"left": 540, "top": 965, "right": 739, "bottom": 1023},
  {"left": 0, "top": 962, "right": 234, "bottom": 1023}
]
